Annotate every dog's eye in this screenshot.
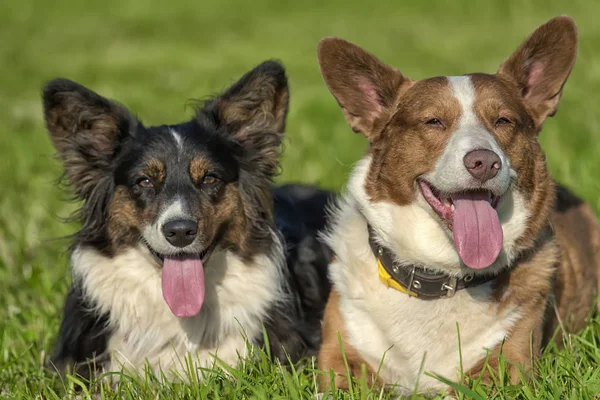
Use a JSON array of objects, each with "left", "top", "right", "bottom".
[
  {"left": 495, "top": 117, "right": 511, "bottom": 126},
  {"left": 426, "top": 118, "right": 444, "bottom": 127},
  {"left": 201, "top": 174, "right": 219, "bottom": 186},
  {"left": 136, "top": 177, "right": 154, "bottom": 188}
]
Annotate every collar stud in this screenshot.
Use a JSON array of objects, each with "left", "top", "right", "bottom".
[{"left": 368, "top": 226, "right": 496, "bottom": 299}]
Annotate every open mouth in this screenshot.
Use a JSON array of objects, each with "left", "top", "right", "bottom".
[
  {"left": 147, "top": 244, "right": 214, "bottom": 267},
  {"left": 418, "top": 181, "right": 501, "bottom": 230},
  {"left": 418, "top": 180, "right": 504, "bottom": 270},
  {"left": 146, "top": 242, "right": 216, "bottom": 319}
]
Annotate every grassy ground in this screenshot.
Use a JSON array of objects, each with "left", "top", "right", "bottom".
[{"left": 1, "top": 0, "right": 600, "bottom": 398}]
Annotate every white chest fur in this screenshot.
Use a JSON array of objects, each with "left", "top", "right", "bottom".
[
  {"left": 325, "top": 203, "right": 521, "bottom": 395},
  {"left": 71, "top": 240, "right": 285, "bottom": 380}
]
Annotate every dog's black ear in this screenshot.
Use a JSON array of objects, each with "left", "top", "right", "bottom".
[
  {"left": 317, "top": 37, "right": 410, "bottom": 141},
  {"left": 43, "top": 79, "right": 137, "bottom": 199},
  {"left": 498, "top": 16, "right": 578, "bottom": 128},
  {"left": 198, "top": 61, "right": 289, "bottom": 178}
]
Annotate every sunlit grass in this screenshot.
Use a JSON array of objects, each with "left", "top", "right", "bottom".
[{"left": 1, "top": 0, "right": 600, "bottom": 398}]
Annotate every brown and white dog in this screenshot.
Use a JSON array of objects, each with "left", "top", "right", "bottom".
[{"left": 316, "top": 16, "right": 600, "bottom": 396}]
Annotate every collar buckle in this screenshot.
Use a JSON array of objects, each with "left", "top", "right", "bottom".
[
  {"left": 406, "top": 265, "right": 417, "bottom": 292},
  {"left": 368, "top": 224, "right": 497, "bottom": 300},
  {"left": 442, "top": 277, "right": 458, "bottom": 298}
]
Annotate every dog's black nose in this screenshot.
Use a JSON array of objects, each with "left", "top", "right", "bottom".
[
  {"left": 463, "top": 149, "right": 502, "bottom": 183},
  {"left": 162, "top": 219, "right": 198, "bottom": 248}
]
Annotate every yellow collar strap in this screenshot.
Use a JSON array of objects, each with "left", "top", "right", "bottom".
[
  {"left": 377, "top": 258, "right": 418, "bottom": 297},
  {"left": 334, "top": 230, "right": 494, "bottom": 299},
  {"left": 334, "top": 253, "right": 419, "bottom": 296}
]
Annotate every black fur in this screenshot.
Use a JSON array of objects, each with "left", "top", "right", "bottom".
[
  {"left": 258, "top": 184, "right": 334, "bottom": 361},
  {"left": 43, "top": 78, "right": 133, "bottom": 253},
  {"left": 50, "top": 184, "right": 333, "bottom": 374},
  {"left": 45, "top": 62, "right": 333, "bottom": 378},
  {"left": 51, "top": 283, "right": 111, "bottom": 378}
]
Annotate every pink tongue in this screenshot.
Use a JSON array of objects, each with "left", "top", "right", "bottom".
[
  {"left": 451, "top": 192, "right": 503, "bottom": 269},
  {"left": 162, "top": 257, "right": 205, "bottom": 318}
]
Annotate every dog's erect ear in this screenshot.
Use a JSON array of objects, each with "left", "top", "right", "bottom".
[
  {"left": 317, "top": 37, "right": 409, "bottom": 140},
  {"left": 213, "top": 60, "right": 289, "bottom": 136},
  {"left": 498, "top": 16, "right": 578, "bottom": 128},
  {"left": 43, "top": 79, "right": 137, "bottom": 199},
  {"left": 199, "top": 60, "right": 289, "bottom": 177}
]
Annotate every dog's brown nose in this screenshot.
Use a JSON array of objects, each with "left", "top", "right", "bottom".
[{"left": 463, "top": 149, "right": 501, "bottom": 183}]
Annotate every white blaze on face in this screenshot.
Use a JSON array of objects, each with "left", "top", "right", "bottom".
[
  {"left": 141, "top": 197, "right": 207, "bottom": 318},
  {"left": 425, "top": 76, "right": 511, "bottom": 195},
  {"left": 142, "top": 198, "right": 188, "bottom": 255},
  {"left": 423, "top": 76, "right": 512, "bottom": 270},
  {"left": 170, "top": 128, "right": 184, "bottom": 151}
]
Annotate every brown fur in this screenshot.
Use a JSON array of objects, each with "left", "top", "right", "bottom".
[
  {"left": 209, "top": 185, "right": 254, "bottom": 260},
  {"left": 470, "top": 74, "right": 556, "bottom": 251},
  {"left": 107, "top": 186, "right": 143, "bottom": 253},
  {"left": 367, "top": 78, "right": 461, "bottom": 205},
  {"left": 317, "top": 16, "right": 600, "bottom": 393},
  {"left": 317, "top": 289, "right": 381, "bottom": 390},
  {"left": 469, "top": 188, "right": 600, "bottom": 384},
  {"left": 218, "top": 82, "right": 289, "bottom": 139},
  {"left": 469, "top": 227, "right": 557, "bottom": 383},
  {"left": 317, "top": 38, "right": 408, "bottom": 138},
  {"left": 189, "top": 157, "right": 211, "bottom": 185},
  {"left": 549, "top": 187, "right": 600, "bottom": 338},
  {"left": 193, "top": 61, "right": 288, "bottom": 261},
  {"left": 143, "top": 158, "right": 166, "bottom": 185},
  {"left": 498, "top": 16, "right": 578, "bottom": 126},
  {"left": 106, "top": 165, "right": 256, "bottom": 261},
  {"left": 211, "top": 61, "right": 289, "bottom": 148},
  {"left": 43, "top": 81, "right": 135, "bottom": 200}
]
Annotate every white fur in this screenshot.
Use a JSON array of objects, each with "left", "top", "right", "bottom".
[
  {"left": 170, "top": 128, "right": 184, "bottom": 150},
  {"left": 324, "top": 160, "right": 524, "bottom": 395},
  {"left": 320, "top": 74, "right": 534, "bottom": 396},
  {"left": 324, "top": 76, "right": 536, "bottom": 394},
  {"left": 142, "top": 198, "right": 193, "bottom": 255},
  {"left": 360, "top": 75, "right": 530, "bottom": 276},
  {"left": 424, "top": 76, "right": 512, "bottom": 197},
  {"left": 158, "top": 199, "right": 186, "bottom": 225},
  {"left": 350, "top": 156, "right": 529, "bottom": 277},
  {"left": 71, "top": 230, "right": 286, "bottom": 381}
]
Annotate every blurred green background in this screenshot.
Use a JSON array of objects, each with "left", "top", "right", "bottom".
[{"left": 1, "top": 0, "right": 599, "bottom": 395}]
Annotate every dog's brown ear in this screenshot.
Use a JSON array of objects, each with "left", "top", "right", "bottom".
[
  {"left": 199, "top": 60, "right": 289, "bottom": 178},
  {"left": 43, "top": 79, "right": 137, "bottom": 199},
  {"left": 317, "top": 37, "right": 409, "bottom": 140},
  {"left": 203, "top": 60, "right": 289, "bottom": 137},
  {"left": 498, "top": 16, "right": 578, "bottom": 128}
]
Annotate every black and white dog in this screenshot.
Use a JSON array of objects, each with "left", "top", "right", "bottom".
[{"left": 44, "top": 61, "right": 332, "bottom": 381}]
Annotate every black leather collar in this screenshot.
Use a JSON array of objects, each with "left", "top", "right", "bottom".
[{"left": 368, "top": 226, "right": 496, "bottom": 299}]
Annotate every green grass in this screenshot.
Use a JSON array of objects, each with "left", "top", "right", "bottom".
[{"left": 1, "top": 0, "right": 600, "bottom": 398}]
